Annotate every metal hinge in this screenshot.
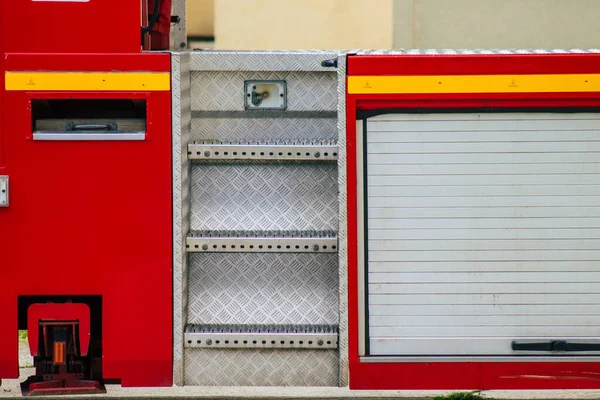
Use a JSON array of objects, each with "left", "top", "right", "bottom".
[
  {"left": 512, "top": 340, "right": 600, "bottom": 352},
  {"left": 0, "top": 176, "right": 8, "bottom": 207}
]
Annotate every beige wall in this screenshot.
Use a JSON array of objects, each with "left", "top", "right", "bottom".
[
  {"left": 187, "top": 0, "right": 214, "bottom": 37},
  {"left": 213, "top": 0, "right": 393, "bottom": 50},
  {"left": 393, "top": 0, "right": 600, "bottom": 49}
]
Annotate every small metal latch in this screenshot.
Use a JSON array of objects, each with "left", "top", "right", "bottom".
[
  {"left": 0, "top": 176, "right": 8, "bottom": 207},
  {"left": 512, "top": 340, "right": 600, "bottom": 352}
]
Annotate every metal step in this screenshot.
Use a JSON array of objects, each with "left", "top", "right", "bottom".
[
  {"left": 185, "top": 324, "right": 339, "bottom": 349},
  {"left": 186, "top": 230, "right": 338, "bottom": 253},
  {"left": 188, "top": 140, "right": 338, "bottom": 161}
]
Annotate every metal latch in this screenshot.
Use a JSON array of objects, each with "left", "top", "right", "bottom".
[
  {"left": 244, "top": 80, "right": 287, "bottom": 110},
  {"left": 0, "top": 176, "right": 8, "bottom": 207},
  {"left": 512, "top": 340, "right": 600, "bottom": 352}
]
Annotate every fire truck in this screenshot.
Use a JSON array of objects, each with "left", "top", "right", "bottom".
[{"left": 3, "top": 0, "right": 600, "bottom": 396}]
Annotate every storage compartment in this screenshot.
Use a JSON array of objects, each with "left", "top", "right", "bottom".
[{"left": 31, "top": 99, "right": 146, "bottom": 141}]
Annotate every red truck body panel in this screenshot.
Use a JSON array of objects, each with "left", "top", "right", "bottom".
[{"left": 0, "top": 53, "right": 173, "bottom": 387}]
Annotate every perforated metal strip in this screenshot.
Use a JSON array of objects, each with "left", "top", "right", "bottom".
[
  {"left": 185, "top": 324, "right": 339, "bottom": 349},
  {"left": 186, "top": 230, "right": 338, "bottom": 253},
  {"left": 188, "top": 140, "right": 338, "bottom": 161}
]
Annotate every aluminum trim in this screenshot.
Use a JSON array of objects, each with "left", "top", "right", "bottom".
[
  {"left": 189, "top": 51, "right": 341, "bottom": 72},
  {"left": 191, "top": 111, "right": 337, "bottom": 119},
  {"left": 188, "top": 142, "right": 338, "bottom": 161},
  {"left": 361, "top": 356, "right": 600, "bottom": 363},
  {"left": 336, "top": 53, "right": 349, "bottom": 387},
  {"left": 32, "top": 132, "right": 145, "bottom": 141},
  {"left": 356, "top": 120, "right": 366, "bottom": 357}
]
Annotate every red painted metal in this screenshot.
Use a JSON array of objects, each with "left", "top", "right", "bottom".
[
  {"left": 0, "top": 0, "right": 141, "bottom": 53},
  {"left": 348, "top": 53, "right": 600, "bottom": 76},
  {"left": 0, "top": 53, "right": 173, "bottom": 387},
  {"left": 27, "top": 303, "right": 91, "bottom": 358},
  {"left": 24, "top": 378, "right": 104, "bottom": 397},
  {"left": 347, "top": 53, "right": 600, "bottom": 390}
]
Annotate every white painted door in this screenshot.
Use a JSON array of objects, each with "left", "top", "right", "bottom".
[{"left": 363, "top": 112, "right": 600, "bottom": 357}]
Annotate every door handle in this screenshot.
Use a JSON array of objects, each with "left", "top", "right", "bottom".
[
  {"left": 512, "top": 340, "right": 600, "bottom": 352},
  {"left": 0, "top": 176, "right": 8, "bottom": 207},
  {"left": 66, "top": 122, "right": 118, "bottom": 131}
]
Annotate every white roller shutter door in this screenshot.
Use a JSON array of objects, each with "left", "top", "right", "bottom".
[{"left": 364, "top": 112, "right": 600, "bottom": 357}]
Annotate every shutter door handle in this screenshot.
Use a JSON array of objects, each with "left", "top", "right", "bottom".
[{"left": 512, "top": 340, "right": 600, "bottom": 352}]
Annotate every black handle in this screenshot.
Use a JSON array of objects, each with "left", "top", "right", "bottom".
[
  {"left": 321, "top": 58, "right": 338, "bottom": 68},
  {"left": 512, "top": 340, "right": 600, "bottom": 352},
  {"left": 65, "top": 122, "right": 118, "bottom": 132}
]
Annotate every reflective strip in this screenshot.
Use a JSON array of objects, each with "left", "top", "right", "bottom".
[
  {"left": 5, "top": 72, "right": 170, "bottom": 91},
  {"left": 348, "top": 74, "right": 600, "bottom": 94}
]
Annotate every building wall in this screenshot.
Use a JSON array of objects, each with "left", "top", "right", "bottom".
[
  {"left": 393, "top": 0, "right": 600, "bottom": 49},
  {"left": 186, "top": 0, "right": 600, "bottom": 50},
  {"left": 187, "top": 0, "right": 214, "bottom": 37},
  {"left": 213, "top": 0, "right": 394, "bottom": 50}
]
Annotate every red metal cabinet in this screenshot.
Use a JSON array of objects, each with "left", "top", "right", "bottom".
[
  {"left": 347, "top": 52, "right": 600, "bottom": 390},
  {"left": 0, "top": 53, "right": 173, "bottom": 386}
]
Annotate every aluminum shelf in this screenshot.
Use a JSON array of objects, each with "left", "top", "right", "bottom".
[
  {"left": 188, "top": 140, "right": 338, "bottom": 161},
  {"left": 186, "top": 230, "right": 338, "bottom": 253},
  {"left": 185, "top": 324, "right": 339, "bottom": 349}
]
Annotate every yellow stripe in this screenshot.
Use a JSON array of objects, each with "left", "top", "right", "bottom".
[
  {"left": 348, "top": 74, "right": 600, "bottom": 94},
  {"left": 5, "top": 72, "right": 170, "bottom": 91}
]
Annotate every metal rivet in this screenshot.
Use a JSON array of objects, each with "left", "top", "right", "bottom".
[
  {"left": 204, "top": 150, "right": 210, "bottom": 157},
  {"left": 318, "top": 340, "right": 324, "bottom": 346},
  {"left": 313, "top": 244, "right": 320, "bottom": 251},
  {"left": 202, "top": 244, "right": 208, "bottom": 250}
]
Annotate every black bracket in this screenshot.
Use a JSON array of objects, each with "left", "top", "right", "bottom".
[{"left": 512, "top": 340, "right": 600, "bottom": 352}]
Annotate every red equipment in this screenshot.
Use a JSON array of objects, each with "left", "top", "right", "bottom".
[{"left": 0, "top": 0, "right": 173, "bottom": 393}]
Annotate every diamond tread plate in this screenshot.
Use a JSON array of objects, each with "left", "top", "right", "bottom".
[
  {"left": 190, "top": 163, "right": 338, "bottom": 231},
  {"left": 190, "top": 71, "right": 337, "bottom": 112},
  {"left": 191, "top": 117, "right": 337, "bottom": 141},
  {"left": 171, "top": 52, "right": 191, "bottom": 386},
  {"left": 190, "top": 51, "right": 339, "bottom": 72},
  {"left": 184, "top": 348, "right": 338, "bottom": 386},
  {"left": 187, "top": 253, "right": 339, "bottom": 325}
]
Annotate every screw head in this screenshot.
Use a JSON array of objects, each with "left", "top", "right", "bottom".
[
  {"left": 317, "top": 340, "right": 324, "bottom": 346},
  {"left": 206, "top": 339, "right": 212, "bottom": 345},
  {"left": 313, "top": 244, "right": 320, "bottom": 251},
  {"left": 204, "top": 150, "right": 211, "bottom": 157},
  {"left": 202, "top": 244, "right": 208, "bottom": 250},
  {"left": 314, "top": 152, "right": 321, "bottom": 158}
]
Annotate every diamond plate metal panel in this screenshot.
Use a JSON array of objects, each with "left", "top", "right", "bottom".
[
  {"left": 336, "top": 55, "right": 349, "bottom": 388},
  {"left": 190, "top": 71, "right": 337, "bottom": 112},
  {"left": 190, "top": 51, "right": 339, "bottom": 72},
  {"left": 356, "top": 48, "right": 600, "bottom": 55},
  {"left": 191, "top": 117, "right": 337, "bottom": 141},
  {"left": 188, "top": 253, "right": 339, "bottom": 325},
  {"left": 172, "top": 52, "right": 192, "bottom": 386},
  {"left": 190, "top": 163, "right": 338, "bottom": 231},
  {"left": 184, "top": 348, "right": 338, "bottom": 386}
]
